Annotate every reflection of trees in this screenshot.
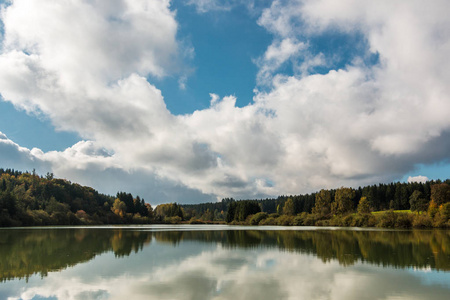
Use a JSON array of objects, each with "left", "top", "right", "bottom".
[
  {"left": 1, "top": 228, "right": 449, "bottom": 282},
  {"left": 154, "top": 230, "right": 450, "bottom": 271},
  {"left": 111, "top": 230, "right": 152, "bottom": 257},
  {"left": 153, "top": 231, "right": 184, "bottom": 245},
  {"left": 0, "top": 229, "right": 152, "bottom": 282}
]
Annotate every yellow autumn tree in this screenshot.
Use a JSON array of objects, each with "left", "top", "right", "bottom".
[{"left": 112, "top": 198, "right": 126, "bottom": 218}]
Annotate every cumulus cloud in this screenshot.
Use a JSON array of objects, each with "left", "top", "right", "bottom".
[
  {"left": 1, "top": 0, "right": 450, "bottom": 202},
  {"left": 407, "top": 176, "right": 429, "bottom": 184},
  {"left": 0, "top": 132, "right": 214, "bottom": 205},
  {"left": 0, "top": 0, "right": 178, "bottom": 137},
  {"left": 0, "top": 131, "right": 50, "bottom": 172},
  {"left": 250, "top": 0, "right": 450, "bottom": 190}
]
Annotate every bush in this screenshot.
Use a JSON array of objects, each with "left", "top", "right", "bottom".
[
  {"left": 293, "top": 212, "right": 309, "bottom": 226},
  {"left": 412, "top": 213, "right": 433, "bottom": 228},
  {"left": 30, "top": 209, "right": 52, "bottom": 225},
  {"left": 432, "top": 212, "right": 448, "bottom": 228},
  {"left": 342, "top": 215, "right": 354, "bottom": 227},
  {"left": 164, "top": 216, "right": 182, "bottom": 224},
  {"left": 351, "top": 214, "right": 370, "bottom": 227},
  {"left": 395, "top": 213, "right": 412, "bottom": 229},
  {"left": 189, "top": 218, "right": 205, "bottom": 224},
  {"left": 329, "top": 215, "right": 341, "bottom": 226},
  {"left": 303, "top": 214, "right": 316, "bottom": 226},
  {"left": 376, "top": 211, "right": 396, "bottom": 228},
  {"left": 260, "top": 217, "right": 277, "bottom": 225},
  {"left": 315, "top": 219, "right": 330, "bottom": 226},
  {"left": 132, "top": 213, "right": 150, "bottom": 224},
  {"left": 330, "top": 215, "right": 354, "bottom": 227},
  {"left": 67, "top": 212, "right": 81, "bottom": 225},
  {"left": 249, "top": 212, "right": 268, "bottom": 225},
  {"left": 276, "top": 215, "right": 294, "bottom": 226},
  {"left": 50, "top": 211, "right": 69, "bottom": 225},
  {"left": 441, "top": 203, "right": 450, "bottom": 221},
  {"left": 367, "top": 215, "right": 377, "bottom": 227}
]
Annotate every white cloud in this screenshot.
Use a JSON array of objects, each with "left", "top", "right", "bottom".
[
  {"left": 256, "top": 38, "right": 306, "bottom": 85},
  {"left": 249, "top": 0, "right": 450, "bottom": 191},
  {"left": 407, "top": 176, "right": 429, "bottom": 184},
  {"left": 0, "top": 131, "right": 50, "bottom": 172},
  {"left": 0, "top": 132, "right": 214, "bottom": 205},
  {"left": 1, "top": 0, "right": 450, "bottom": 203},
  {"left": 186, "top": 0, "right": 234, "bottom": 13}
]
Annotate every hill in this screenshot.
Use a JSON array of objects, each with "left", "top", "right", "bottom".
[{"left": 0, "top": 168, "right": 153, "bottom": 226}]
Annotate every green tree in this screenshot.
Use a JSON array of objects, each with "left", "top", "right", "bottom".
[
  {"left": 155, "top": 203, "right": 184, "bottom": 220},
  {"left": 441, "top": 202, "right": 450, "bottom": 221},
  {"left": 45, "top": 197, "right": 70, "bottom": 215},
  {"left": 357, "top": 197, "right": 371, "bottom": 215},
  {"left": 117, "top": 192, "right": 135, "bottom": 214},
  {"left": 282, "top": 198, "right": 295, "bottom": 216},
  {"left": 409, "top": 190, "right": 428, "bottom": 212},
  {"left": 201, "top": 209, "right": 214, "bottom": 221},
  {"left": 334, "top": 187, "right": 355, "bottom": 215},
  {"left": 0, "top": 191, "right": 17, "bottom": 216},
  {"left": 430, "top": 183, "right": 450, "bottom": 206},
  {"left": 312, "top": 189, "right": 332, "bottom": 217},
  {"left": 226, "top": 201, "right": 237, "bottom": 223},
  {"left": 235, "top": 201, "right": 260, "bottom": 221},
  {"left": 145, "top": 203, "right": 154, "bottom": 220},
  {"left": 393, "top": 183, "right": 408, "bottom": 210}
]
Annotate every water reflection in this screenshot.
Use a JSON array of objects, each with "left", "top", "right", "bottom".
[
  {"left": 0, "top": 227, "right": 449, "bottom": 300},
  {"left": 0, "top": 228, "right": 151, "bottom": 282}
]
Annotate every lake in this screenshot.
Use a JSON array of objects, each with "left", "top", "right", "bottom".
[{"left": 0, "top": 225, "right": 449, "bottom": 300}]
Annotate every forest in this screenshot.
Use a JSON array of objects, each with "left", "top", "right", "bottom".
[
  {"left": 1, "top": 167, "right": 449, "bottom": 228},
  {"left": 0, "top": 168, "right": 183, "bottom": 226},
  {"left": 182, "top": 179, "right": 450, "bottom": 228}
]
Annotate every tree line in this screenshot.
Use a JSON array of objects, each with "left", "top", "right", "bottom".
[
  {"left": 1, "top": 167, "right": 449, "bottom": 228},
  {"left": 182, "top": 180, "right": 450, "bottom": 228},
  {"left": 0, "top": 168, "right": 183, "bottom": 226}
]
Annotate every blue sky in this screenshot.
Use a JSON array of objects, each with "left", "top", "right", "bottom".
[{"left": 0, "top": 0, "right": 449, "bottom": 204}]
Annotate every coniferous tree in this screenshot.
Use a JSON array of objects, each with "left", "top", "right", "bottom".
[{"left": 409, "top": 190, "right": 428, "bottom": 212}]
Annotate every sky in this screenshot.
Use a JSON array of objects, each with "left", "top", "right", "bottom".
[{"left": 0, "top": 0, "right": 450, "bottom": 205}]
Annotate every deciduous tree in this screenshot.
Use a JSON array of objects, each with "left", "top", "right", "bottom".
[
  {"left": 312, "top": 189, "right": 332, "bottom": 217},
  {"left": 334, "top": 187, "right": 355, "bottom": 215},
  {"left": 283, "top": 198, "right": 295, "bottom": 216},
  {"left": 357, "top": 197, "right": 371, "bottom": 215},
  {"left": 431, "top": 183, "right": 450, "bottom": 206}
]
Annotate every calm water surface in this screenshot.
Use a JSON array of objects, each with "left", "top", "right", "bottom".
[{"left": 0, "top": 225, "right": 449, "bottom": 300}]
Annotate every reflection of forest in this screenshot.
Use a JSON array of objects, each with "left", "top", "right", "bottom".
[
  {"left": 0, "top": 229, "right": 152, "bottom": 282},
  {"left": 154, "top": 230, "right": 450, "bottom": 271},
  {"left": 0, "top": 229, "right": 448, "bottom": 282}
]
